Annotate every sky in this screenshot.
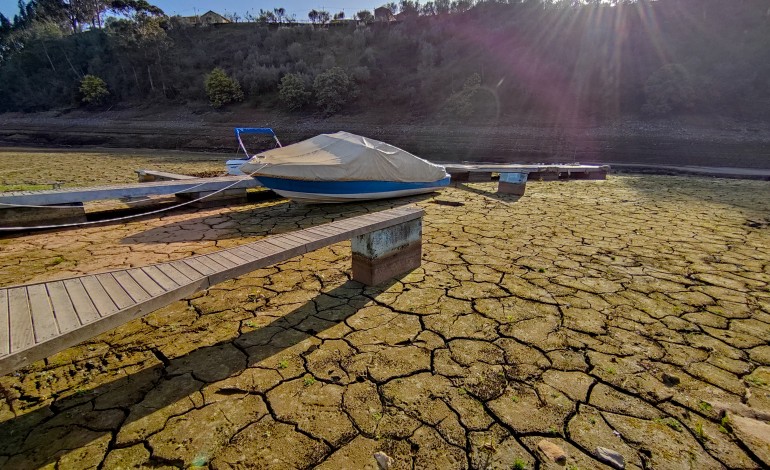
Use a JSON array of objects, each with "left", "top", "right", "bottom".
[{"left": 0, "top": 0, "right": 384, "bottom": 21}]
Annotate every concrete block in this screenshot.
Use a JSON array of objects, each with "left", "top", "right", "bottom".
[
  {"left": 352, "top": 218, "right": 422, "bottom": 285},
  {"left": 497, "top": 172, "right": 528, "bottom": 196}
]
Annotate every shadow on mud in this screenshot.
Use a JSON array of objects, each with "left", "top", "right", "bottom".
[
  {"left": 0, "top": 278, "right": 398, "bottom": 468},
  {"left": 121, "top": 192, "right": 436, "bottom": 244}
]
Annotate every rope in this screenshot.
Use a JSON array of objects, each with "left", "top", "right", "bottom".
[{"left": 0, "top": 163, "right": 269, "bottom": 232}]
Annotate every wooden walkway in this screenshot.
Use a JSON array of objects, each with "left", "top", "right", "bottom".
[
  {"left": 0, "top": 206, "right": 424, "bottom": 376},
  {"left": 0, "top": 175, "right": 260, "bottom": 206}
]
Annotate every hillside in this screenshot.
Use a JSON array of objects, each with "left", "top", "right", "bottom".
[{"left": 1, "top": 0, "right": 770, "bottom": 122}]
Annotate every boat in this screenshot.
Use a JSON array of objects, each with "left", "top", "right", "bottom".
[
  {"left": 225, "top": 127, "right": 282, "bottom": 176},
  {"left": 238, "top": 131, "right": 450, "bottom": 203}
]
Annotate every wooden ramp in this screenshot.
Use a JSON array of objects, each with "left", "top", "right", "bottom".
[{"left": 0, "top": 206, "right": 424, "bottom": 376}]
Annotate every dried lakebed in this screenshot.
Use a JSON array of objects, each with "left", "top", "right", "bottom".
[{"left": 1, "top": 175, "right": 769, "bottom": 469}]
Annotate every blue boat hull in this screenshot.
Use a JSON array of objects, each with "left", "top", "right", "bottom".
[{"left": 257, "top": 176, "right": 451, "bottom": 203}]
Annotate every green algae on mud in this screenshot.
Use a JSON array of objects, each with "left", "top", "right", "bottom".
[{"left": 0, "top": 174, "right": 769, "bottom": 469}]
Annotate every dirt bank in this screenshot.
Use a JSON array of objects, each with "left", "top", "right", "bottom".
[{"left": 2, "top": 108, "right": 770, "bottom": 168}]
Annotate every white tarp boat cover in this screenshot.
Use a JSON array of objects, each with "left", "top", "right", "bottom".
[{"left": 240, "top": 132, "right": 448, "bottom": 182}]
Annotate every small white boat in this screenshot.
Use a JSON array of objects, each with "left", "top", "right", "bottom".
[{"left": 238, "top": 132, "right": 450, "bottom": 203}]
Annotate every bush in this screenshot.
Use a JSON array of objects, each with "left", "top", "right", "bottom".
[
  {"left": 313, "top": 67, "right": 353, "bottom": 115},
  {"left": 441, "top": 73, "right": 481, "bottom": 119},
  {"left": 79, "top": 75, "right": 110, "bottom": 106},
  {"left": 642, "top": 64, "right": 696, "bottom": 116},
  {"left": 279, "top": 73, "right": 310, "bottom": 110},
  {"left": 204, "top": 67, "right": 244, "bottom": 108}
]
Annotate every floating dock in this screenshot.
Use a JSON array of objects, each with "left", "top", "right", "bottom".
[
  {"left": 443, "top": 164, "right": 609, "bottom": 182},
  {"left": 0, "top": 174, "right": 261, "bottom": 228}
]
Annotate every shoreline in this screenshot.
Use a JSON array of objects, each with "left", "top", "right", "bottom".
[{"left": 2, "top": 109, "right": 770, "bottom": 169}]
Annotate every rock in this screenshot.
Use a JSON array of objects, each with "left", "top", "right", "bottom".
[
  {"left": 373, "top": 451, "right": 394, "bottom": 470},
  {"left": 596, "top": 446, "right": 625, "bottom": 469},
  {"left": 538, "top": 439, "right": 567, "bottom": 465},
  {"left": 711, "top": 400, "right": 770, "bottom": 422},
  {"left": 662, "top": 373, "right": 680, "bottom": 387},
  {"left": 729, "top": 414, "right": 770, "bottom": 466}
]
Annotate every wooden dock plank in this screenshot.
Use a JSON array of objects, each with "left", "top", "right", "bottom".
[
  {"left": 8, "top": 287, "right": 34, "bottom": 353},
  {"left": 0, "top": 290, "right": 10, "bottom": 356},
  {"left": 244, "top": 241, "right": 282, "bottom": 256},
  {"left": 46, "top": 281, "right": 81, "bottom": 334},
  {"left": 80, "top": 276, "right": 119, "bottom": 317},
  {"left": 156, "top": 264, "right": 193, "bottom": 285},
  {"left": 226, "top": 247, "right": 260, "bottom": 262},
  {"left": 96, "top": 274, "right": 135, "bottom": 310},
  {"left": 112, "top": 271, "right": 151, "bottom": 303},
  {"left": 192, "top": 256, "right": 227, "bottom": 273},
  {"left": 207, "top": 253, "right": 239, "bottom": 269},
  {"left": 126, "top": 269, "right": 165, "bottom": 297},
  {"left": 218, "top": 250, "right": 250, "bottom": 265},
  {"left": 142, "top": 266, "right": 179, "bottom": 291},
  {"left": 62, "top": 278, "right": 101, "bottom": 325},
  {"left": 27, "top": 284, "right": 59, "bottom": 343},
  {"left": 183, "top": 258, "right": 216, "bottom": 276},
  {"left": 0, "top": 205, "right": 426, "bottom": 376},
  {"left": 169, "top": 260, "right": 206, "bottom": 280}
]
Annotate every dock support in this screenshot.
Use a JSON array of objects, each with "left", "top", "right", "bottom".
[
  {"left": 498, "top": 172, "right": 528, "bottom": 196},
  {"left": 531, "top": 167, "right": 560, "bottom": 181},
  {"left": 352, "top": 218, "right": 422, "bottom": 286},
  {"left": 175, "top": 189, "right": 248, "bottom": 208},
  {"left": 468, "top": 171, "right": 493, "bottom": 182},
  {"left": 0, "top": 203, "right": 86, "bottom": 228}
]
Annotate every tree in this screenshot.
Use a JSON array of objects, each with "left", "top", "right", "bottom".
[
  {"left": 273, "top": 7, "right": 286, "bottom": 23},
  {"left": 317, "top": 10, "right": 330, "bottom": 25},
  {"left": 258, "top": 9, "right": 276, "bottom": 23},
  {"left": 356, "top": 10, "right": 374, "bottom": 22},
  {"left": 399, "top": 0, "right": 420, "bottom": 17},
  {"left": 204, "top": 67, "right": 243, "bottom": 108},
  {"left": 308, "top": 9, "right": 319, "bottom": 24},
  {"left": 278, "top": 73, "right": 310, "bottom": 110},
  {"left": 441, "top": 73, "right": 481, "bottom": 119},
  {"left": 642, "top": 64, "right": 696, "bottom": 116},
  {"left": 385, "top": 2, "right": 398, "bottom": 14},
  {"left": 79, "top": 74, "right": 109, "bottom": 105},
  {"left": 333, "top": 11, "right": 345, "bottom": 21},
  {"left": 314, "top": 67, "right": 352, "bottom": 115}
]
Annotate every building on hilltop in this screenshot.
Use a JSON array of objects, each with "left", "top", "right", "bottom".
[
  {"left": 179, "top": 11, "right": 230, "bottom": 26},
  {"left": 374, "top": 6, "right": 396, "bottom": 22}
]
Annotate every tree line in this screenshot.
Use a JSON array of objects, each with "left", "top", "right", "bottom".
[{"left": 1, "top": 0, "right": 769, "bottom": 121}]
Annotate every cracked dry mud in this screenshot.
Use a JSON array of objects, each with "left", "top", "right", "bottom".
[{"left": 1, "top": 175, "right": 770, "bottom": 469}]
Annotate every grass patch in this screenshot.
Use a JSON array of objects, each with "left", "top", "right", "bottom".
[
  {"left": 512, "top": 458, "right": 528, "bottom": 470},
  {"left": 303, "top": 375, "right": 316, "bottom": 386},
  {"left": 698, "top": 401, "right": 713, "bottom": 412},
  {"left": 655, "top": 417, "right": 683, "bottom": 432},
  {"left": 694, "top": 422, "right": 707, "bottom": 441}
]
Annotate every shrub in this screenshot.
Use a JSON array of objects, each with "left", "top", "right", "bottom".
[
  {"left": 642, "top": 64, "right": 696, "bottom": 116},
  {"left": 79, "top": 75, "right": 110, "bottom": 106},
  {"left": 279, "top": 73, "right": 310, "bottom": 110},
  {"left": 441, "top": 73, "right": 481, "bottom": 119},
  {"left": 204, "top": 67, "right": 244, "bottom": 108},
  {"left": 313, "top": 67, "right": 353, "bottom": 115}
]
